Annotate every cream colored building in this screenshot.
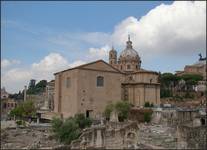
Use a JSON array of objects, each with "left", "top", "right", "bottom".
[
  {"left": 176, "top": 58, "right": 206, "bottom": 80},
  {"left": 54, "top": 36, "right": 160, "bottom": 119}
]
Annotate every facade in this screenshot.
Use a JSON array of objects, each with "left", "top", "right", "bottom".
[
  {"left": 54, "top": 37, "right": 160, "bottom": 119},
  {"left": 1, "top": 98, "right": 17, "bottom": 120},
  {"left": 175, "top": 57, "right": 206, "bottom": 80},
  {"left": 46, "top": 80, "right": 55, "bottom": 110},
  {"left": 1, "top": 87, "right": 9, "bottom": 99}
]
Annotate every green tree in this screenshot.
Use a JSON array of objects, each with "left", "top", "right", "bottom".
[
  {"left": 74, "top": 113, "right": 92, "bottom": 129},
  {"left": 181, "top": 74, "right": 203, "bottom": 91},
  {"left": 22, "top": 100, "right": 36, "bottom": 118},
  {"left": 51, "top": 117, "right": 81, "bottom": 144},
  {"left": 51, "top": 117, "right": 63, "bottom": 133},
  {"left": 104, "top": 103, "right": 114, "bottom": 120},
  {"left": 115, "top": 101, "right": 131, "bottom": 122},
  {"left": 9, "top": 100, "right": 36, "bottom": 120},
  {"left": 27, "top": 80, "right": 47, "bottom": 94},
  {"left": 144, "top": 112, "right": 152, "bottom": 123},
  {"left": 10, "top": 104, "right": 24, "bottom": 119},
  {"left": 144, "top": 102, "right": 150, "bottom": 107}
]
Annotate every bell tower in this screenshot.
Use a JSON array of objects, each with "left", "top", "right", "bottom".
[{"left": 109, "top": 46, "right": 117, "bottom": 66}]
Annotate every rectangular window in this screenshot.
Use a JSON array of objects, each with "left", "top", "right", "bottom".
[{"left": 97, "top": 76, "right": 104, "bottom": 87}]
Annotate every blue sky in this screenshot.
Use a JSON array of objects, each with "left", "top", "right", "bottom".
[
  {"left": 2, "top": 1, "right": 172, "bottom": 63},
  {"left": 1, "top": 1, "right": 206, "bottom": 93}
]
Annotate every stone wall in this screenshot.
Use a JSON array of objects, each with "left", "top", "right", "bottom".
[
  {"left": 177, "top": 124, "right": 206, "bottom": 149},
  {"left": 71, "top": 121, "right": 139, "bottom": 149}
]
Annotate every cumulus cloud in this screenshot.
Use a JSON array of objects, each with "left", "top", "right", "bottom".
[
  {"left": 111, "top": 1, "right": 206, "bottom": 58},
  {"left": 1, "top": 53, "right": 86, "bottom": 93},
  {"left": 1, "top": 59, "right": 21, "bottom": 68},
  {"left": 87, "top": 45, "right": 111, "bottom": 60},
  {"left": 69, "top": 60, "right": 86, "bottom": 68},
  {"left": 32, "top": 53, "right": 69, "bottom": 72}
]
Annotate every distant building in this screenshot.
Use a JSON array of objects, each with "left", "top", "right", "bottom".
[
  {"left": 1, "top": 98, "right": 17, "bottom": 120},
  {"left": 175, "top": 56, "right": 206, "bottom": 80},
  {"left": 53, "top": 36, "right": 160, "bottom": 119},
  {"left": 45, "top": 80, "right": 55, "bottom": 110},
  {"left": 29, "top": 79, "right": 36, "bottom": 88},
  {"left": 1, "top": 87, "right": 9, "bottom": 99}
]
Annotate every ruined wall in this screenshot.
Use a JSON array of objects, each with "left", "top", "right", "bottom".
[
  {"left": 71, "top": 122, "right": 139, "bottom": 149},
  {"left": 177, "top": 125, "right": 206, "bottom": 149}
]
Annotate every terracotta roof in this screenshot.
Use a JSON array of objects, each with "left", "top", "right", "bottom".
[
  {"left": 130, "top": 68, "right": 159, "bottom": 75},
  {"left": 54, "top": 59, "right": 122, "bottom": 75}
]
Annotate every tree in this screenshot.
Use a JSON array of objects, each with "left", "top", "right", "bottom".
[
  {"left": 104, "top": 103, "right": 114, "bottom": 120},
  {"left": 9, "top": 100, "right": 36, "bottom": 120},
  {"left": 27, "top": 80, "right": 47, "bottom": 94},
  {"left": 10, "top": 104, "right": 24, "bottom": 119},
  {"left": 144, "top": 112, "right": 152, "bottom": 123},
  {"left": 180, "top": 74, "right": 203, "bottom": 91},
  {"left": 51, "top": 117, "right": 81, "bottom": 144},
  {"left": 115, "top": 101, "right": 131, "bottom": 122},
  {"left": 22, "top": 100, "right": 36, "bottom": 118},
  {"left": 104, "top": 101, "right": 132, "bottom": 122},
  {"left": 144, "top": 102, "right": 150, "bottom": 107},
  {"left": 74, "top": 113, "right": 92, "bottom": 129}
]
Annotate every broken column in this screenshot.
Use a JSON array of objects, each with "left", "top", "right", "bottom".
[
  {"left": 110, "top": 110, "right": 118, "bottom": 122},
  {"left": 24, "top": 85, "right": 27, "bottom": 101}
]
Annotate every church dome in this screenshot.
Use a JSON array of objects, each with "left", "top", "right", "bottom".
[{"left": 119, "top": 35, "right": 139, "bottom": 59}]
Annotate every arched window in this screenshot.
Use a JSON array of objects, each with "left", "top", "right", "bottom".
[
  {"left": 120, "top": 65, "right": 122, "bottom": 70},
  {"left": 97, "top": 76, "right": 104, "bottom": 87},
  {"left": 66, "top": 77, "right": 71, "bottom": 88},
  {"left": 127, "top": 65, "right": 131, "bottom": 69}
]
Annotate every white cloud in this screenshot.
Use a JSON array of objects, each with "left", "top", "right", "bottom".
[
  {"left": 32, "top": 53, "right": 69, "bottom": 72},
  {"left": 111, "top": 1, "right": 206, "bottom": 58},
  {"left": 69, "top": 60, "right": 86, "bottom": 68},
  {"left": 1, "top": 53, "right": 86, "bottom": 93},
  {"left": 84, "top": 1, "right": 205, "bottom": 62},
  {"left": 88, "top": 45, "right": 111, "bottom": 60},
  {"left": 1, "top": 59, "right": 21, "bottom": 68}
]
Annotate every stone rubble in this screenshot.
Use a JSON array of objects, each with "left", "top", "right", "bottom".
[
  {"left": 138, "top": 123, "right": 177, "bottom": 149},
  {"left": 1, "top": 126, "right": 59, "bottom": 149}
]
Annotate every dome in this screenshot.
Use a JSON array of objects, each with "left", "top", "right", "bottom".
[
  {"left": 119, "top": 35, "right": 139, "bottom": 59},
  {"left": 120, "top": 47, "right": 139, "bottom": 58}
]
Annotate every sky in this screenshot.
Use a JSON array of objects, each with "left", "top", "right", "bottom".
[{"left": 1, "top": 1, "right": 206, "bottom": 93}]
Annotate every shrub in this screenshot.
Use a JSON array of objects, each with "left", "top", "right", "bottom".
[
  {"left": 74, "top": 113, "right": 92, "bottom": 129},
  {"left": 144, "top": 112, "right": 152, "bottom": 123},
  {"left": 51, "top": 117, "right": 81, "bottom": 144},
  {"left": 15, "top": 120, "right": 26, "bottom": 126},
  {"left": 10, "top": 100, "right": 36, "bottom": 119},
  {"left": 150, "top": 103, "right": 154, "bottom": 107},
  {"left": 51, "top": 117, "right": 63, "bottom": 133},
  {"left": 104, "top": 103, "right": 114, "bottom": 120},
  {"left": 144, "top": 102, "right": 150, "bottom": 107},
  {"left": 58, "top": 118, "right": 81, "bottom": 144},
  {"left": 144, "top": 102, "right": 154, "bottom": 107},
  {"left": 104, "top": 101, "right": 131, "bottom": 122},
  {"left": 115, "top": 101, "right": 131, "bottom": 122},
  {"left": 51, "top": 114, "right": 92, "bottom": 145}
]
